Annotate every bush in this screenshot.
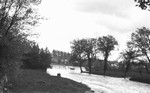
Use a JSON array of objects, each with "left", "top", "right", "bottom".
[{"left": 21, "top": 44, "right": 52, "bottom": 70}]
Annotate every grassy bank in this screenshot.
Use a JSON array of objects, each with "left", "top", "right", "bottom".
[
  {"left": 130, "top": 75, "right": 150, "bottom": 84},
  {"left": 10, "top": 69, "right": 90, "bottom": 93},
  {"left": 88, "top": 69, "right": 150, "bottom": 84}
]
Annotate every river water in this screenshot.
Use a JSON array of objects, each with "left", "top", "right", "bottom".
[{"left": 47, "top": 65, "right": 150, "bottom": 93}]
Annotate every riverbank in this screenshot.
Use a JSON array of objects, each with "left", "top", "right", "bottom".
[
  {"left": 47, "top": 66, "right": 150, "bottom": 93},
  {"left": 130, "top": 75, "right": 150, "bottom": 84},
  {"left": 88, "top": 69, "right": 150, "bottom": 84},
  {"left": 10, "top": 69, "right": 90, "bottom": 93},
  {"left": 52, "top": 64, "right": 150, "bottom": 84}
]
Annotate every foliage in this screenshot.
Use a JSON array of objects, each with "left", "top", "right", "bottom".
[
  {"left": 69, "top": 53, "right": 87, "bottom": 73},
  {"left": 71, "top": 39, "right": 85, "bottom": 58},
  {"left": 130, "top": 27, "right": 150, "bottom": 63},
  {"left": 22, "top": 44, "right": 52, "bottom": 70},
  {"left": 120, "top": 27, "right": 150, "bottom": 75},
  {"left": 0, "top": 0, "right": 42, "bottom": 80},
  {"left": 69, "top": 53, "right": 80, "bottom": 66},
  {"left": 10, "top": 69, "right": 90, "bottom": 93},
  {"left": 135, "top": 0, "right": 150, "bottom": 10},
  {"left": 120, "top": 47, "right": 139, "bottom": 77},
  {"left": 71, "top": 36, "right": 118, "bottom": 74},
  {"left": 119, "top": 27, "right": 150, "bottom": 77},
  {"left": 71, "top": 39, "right": 87, "bottom": 72},
  {"left": 52, "top": 49, "right": 71, "bottom": 64},
  {"left": 82, "top": 38, "right": 97, "bottom": 74},
  {"left": 40, "top": 47, "right": 52, "bottom": 68},
  {"left": 97, "top": 35, "right": 118, "bottom": 75},
  {"left": 97, "top": 35, "right": 118, "bottom": 55},
  {"left": 71, "top": 38, "right": 98, "bottom": 74}
]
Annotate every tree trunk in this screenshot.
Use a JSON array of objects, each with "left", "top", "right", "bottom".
[
  {"left": 79, "top": 61, "right": 83, "bottom": 73},
  {"left": 145, "top": 53, "right": 150, "bottom": 63},
  {"left": 124, "top": 61, "right": 130, "bottom": 78},
  {"left": 88, "top": 55, "right": 91, "bottom": 74},
  {"left": 78, "top": 55, "right": 83, "bottom": 73},
  {"left": 144, "top": 53, "right": 149, "bottom": 73},
  {"left": 103, "top": 58, "right": 107, "bottom": 75},
  {"left": 103, "top": 54, "right": 108, "bottom": 75},
  {"left": 144, "top": 64, "right": 149, "bottom": 74}
]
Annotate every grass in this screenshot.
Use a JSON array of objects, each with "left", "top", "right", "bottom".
[
  {"left": 88, "top": 68, "right": 150, "bottom": 84},
  {"left": 129, "top": 73, "right": 150, "bottom": 84},
  {"left": 9, "top": 69, "right": 90, "bottom": 93}
]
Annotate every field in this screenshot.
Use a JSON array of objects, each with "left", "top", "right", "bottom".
[
  {"left": 9, "top": 69, "right": 90, "bottom": 93},
  {"left": 90, "top": 68, "right": 150, "bottom": 84}
]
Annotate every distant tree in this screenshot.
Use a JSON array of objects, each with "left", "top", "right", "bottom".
[
  {"left": 60, "top": 51, "right": 63, "bottom": 60},
  {"left": 69, "top": 53, "right": 80, "bottom": 65},
  {"left": 71, "top": 39, "right": 85, "bottom": 73},
  {"left": 71, "top": 38, "right": 97, "bottom": 74},
  {"left": 52, "top": 50, "right": 57, "bottom": 62},
  {"left": 22, "top": 44, "right": 40, "bottom": 69},
  {"left": 22, "top": 44, "right": 51, "bottom": 70},
  {"left": 97, "top": 35, "right": 118, "bottom": 75},
  {"left": 134, "top": 0, "right": 150, "bottom": 10},
  {"left": 83, "top": 38, "right": 97, "bottom": 74},
  {"left": 40, "top": 47, "right": 52, "bottom": 68},
  {"left": 120, "top": 46, "right": 139, "bottom": 77},
  {"left": 52, "top": 49, "right": 70, "bottom": 64}
]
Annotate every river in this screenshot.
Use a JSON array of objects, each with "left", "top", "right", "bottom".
[{"left": 47, "top": 65, "right": 150, "bottom": 93}]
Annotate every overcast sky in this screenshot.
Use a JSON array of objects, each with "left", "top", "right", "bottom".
[{"left": 35, "top": 0, "right": 150, "bottom": 60}]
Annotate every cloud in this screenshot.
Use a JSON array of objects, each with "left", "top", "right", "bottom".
[
  {"left": 76, "top": 0, "right": 135, "bottom": 18},
  {"left": 36, "top": 0, "right": 150, "bottom": 59},
  {"left": 73, "top": 0, "right": 150, "bottom": 60},
  {"left": 75, "top": 0, "right": 150, "bottom": 34}
]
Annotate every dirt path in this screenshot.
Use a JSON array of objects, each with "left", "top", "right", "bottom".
[{"left": 47, "top": 65, "right": 150, "bottom": 93}]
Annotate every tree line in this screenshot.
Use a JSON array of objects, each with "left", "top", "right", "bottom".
[
  {"left": 52, "top": 50, "right": 71, "bottom": 64},
  {"left": 70, "top": 27, "right": 150, "bottom": 77},
  {"left": 22, "top": 44, "right": 51, "bottom": 70},
  {"left": 70, "top": 35, "right": 118, "bottom": 75}
]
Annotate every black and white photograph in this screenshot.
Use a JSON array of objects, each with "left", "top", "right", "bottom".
[{"left": 0, "top": 0, "right": 150, "bottom": 93}]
